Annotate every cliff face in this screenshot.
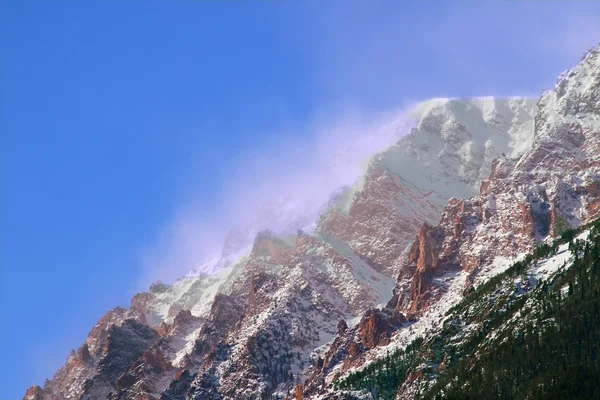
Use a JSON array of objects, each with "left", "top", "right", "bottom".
[
  {"left": 26, "top": 45, "right": 600, "bottom": 400},
  {"left": 24, "top": 307, "right": 160, "bottom": 400},
  {"left": 319, "top": 97, "right": 537, "bottom": 276},
  {"left": 395, "top": 44, "right": 600, "bottom": 315}
]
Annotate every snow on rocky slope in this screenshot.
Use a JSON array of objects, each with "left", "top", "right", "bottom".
[
  {"left": 303, "top": 45, "right": 600, "bottom": 399},
  {"left": 319, "top": 97, "right": 537, "bottom": 277},
  {"left": 396, "top": 223, "right": 600, "bottom": 399},
  {"left": 26, "top": 60, "right": 577, "bottom": 400}
]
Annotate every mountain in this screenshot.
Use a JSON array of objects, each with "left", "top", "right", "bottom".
[
  {"left": 330, "top": 219, "right": 600, "bottom": 399},
  {"left": 24, "top": 44, "right": 600, "bottom": 400},
  {"left": 319, "top": 96, "right": 536, "bottom": 276},
  {"left": 303, "top": 45, "right": 600, "bottom": 399}
]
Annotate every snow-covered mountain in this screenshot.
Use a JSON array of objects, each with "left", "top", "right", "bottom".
[
  {"left": 303, "top": 45, "right": 600, "bottom": 399},
  {"left": 319, "top": 96, "right": 536, "bottom": 276},
  {"left": 24, "top": 45, "right": 600, "bottom": 400}
]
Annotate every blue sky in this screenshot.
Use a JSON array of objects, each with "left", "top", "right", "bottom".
[{"left": 1, "top": 1, "right": 598, "bottom": 398}]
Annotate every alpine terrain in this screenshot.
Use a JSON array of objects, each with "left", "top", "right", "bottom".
[{"left": 25, "top": 44, "right": 600, "bottom": 400}]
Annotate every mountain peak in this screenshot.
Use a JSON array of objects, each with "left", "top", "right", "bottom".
[{"left": 26, "top": 44, "right": 600, "bottom": 400}]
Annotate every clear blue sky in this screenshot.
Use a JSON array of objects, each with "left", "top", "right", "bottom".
[{"left": 1, "top": 1, "right": 598, "bottom": 398}]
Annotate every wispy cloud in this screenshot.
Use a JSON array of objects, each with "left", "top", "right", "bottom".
[{"left": 138, "top": 104, "right": 418, "bottom": 287}]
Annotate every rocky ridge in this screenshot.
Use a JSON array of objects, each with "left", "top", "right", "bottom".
[
  {"left": 25, "top": 45, "right": 600, "bottom": 400},
  {"left": 303, "top": 45, "right": 600, "bottom": 399}
]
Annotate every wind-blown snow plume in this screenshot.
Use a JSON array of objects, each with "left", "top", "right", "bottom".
[
  {"left": 139, "top": 106, "right": 419, "bottom": 286},
  {"left": 135, "top": 2, "right": 600, "bottom": 289}
]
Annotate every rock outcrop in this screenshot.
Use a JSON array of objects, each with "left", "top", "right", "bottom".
[{"left": 319, "top": 97, "right": 537, "bottom": 276}]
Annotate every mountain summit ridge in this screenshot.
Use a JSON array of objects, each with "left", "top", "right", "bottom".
[
  {"left": 24, "top": 44, "right": 600, "bottom": 400},
  {"left": 303, "top": 44, "right": 600, "bottom": 399}
]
